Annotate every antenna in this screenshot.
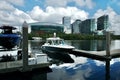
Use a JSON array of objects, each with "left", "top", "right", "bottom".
[{"left": 54, "top": 32, "right": 56, "bottom": 37}]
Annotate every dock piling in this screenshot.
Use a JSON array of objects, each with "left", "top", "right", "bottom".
[
  {"left": 22, "top": 21, "right": 28, "bottom": 71},
  {"left": 106, "top": 31, "right": 111, "bottom": 80}
]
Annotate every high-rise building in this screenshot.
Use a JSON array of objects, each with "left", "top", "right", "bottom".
[
  {"left": 80, "top": 19, "right": 95, "bottom": 34},
  {"left": 62, "top": 16, "right": 71, "bottom": 34},
  {"left": 71, "top": 19, "right": 81, "bottom": 34},
  {"left": 97, "top": 15, "right": 109, "bottom": 30}
]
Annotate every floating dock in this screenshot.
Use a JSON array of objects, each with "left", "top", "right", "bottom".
[{"left": 70, "top": 48, "right": 120, "bottom": 61}]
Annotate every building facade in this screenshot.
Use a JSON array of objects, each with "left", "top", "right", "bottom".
[
  {"left": 62, "top": 16, "right": 71, "bottom": 34},
  {"left": 80, "top": 19, "right": 95, "bottom": 34},
  {"left": 97, "top": 15, "right": 109, "bottom": 30},
  {"left": 71, "top": 19, "right": 81, "bottom": 34},
  {"left": 29, "top": 22, "right": 64, "bottom": 34}
]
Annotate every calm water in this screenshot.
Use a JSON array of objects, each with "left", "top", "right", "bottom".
[
  {"left": 29, "top": 40, "right": 120, "bottom": 51},
  {"left": 29, "top": 40, "right": 120, "bottom": 80}
]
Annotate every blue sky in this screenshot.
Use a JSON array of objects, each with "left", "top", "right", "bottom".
[{"left": 0, "top": 0, "right": 120, "bottom": 34}]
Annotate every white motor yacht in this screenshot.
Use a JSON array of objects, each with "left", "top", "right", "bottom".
[{"left": 41, "top": 33, "right": 75, "bottom": 53}]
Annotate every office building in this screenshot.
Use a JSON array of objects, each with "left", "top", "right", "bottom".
[
  {"left": 62, "top": 16, "right": 71, "bottom": 34},
  {"left": 97, "top": 15, "right": 109, "bottom": 30},
  {"left": 71, "top": 19, "right": 81, "bottom": 34},
  {"left": 80, "top": 19, "right": 95, "bottom": 34}
]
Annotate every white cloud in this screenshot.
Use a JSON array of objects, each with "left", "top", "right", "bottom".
[
  {"left": 74, "top": 0, "right": 95, "bottom": 9},
  {"left": 0, "top": 1, "right": 15, "bottom": 11},
  {"left": 45, "top": 0, "right": 70, "bottom": 7},
  {"left": 0, "top": 1, "right": 35, "bottom": 26},
  {"left": 0, "top": 9, "right": 34, "bottom": 26},
  {"left": 4, "top": 0, "right": 24, "bottom": 6},
  {"left": 45, "top": 0, "right": 95, "bottom": 9},
  {"left": 93, "top": 7, "right": 120, "bottom": 35},
  {"left": 28, "top": 6, "right": 89, "bottom": 23}
]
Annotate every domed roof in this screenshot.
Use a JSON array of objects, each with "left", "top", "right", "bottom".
[{"left": 29, "top": 22, "right": 64, "bottom": 27}]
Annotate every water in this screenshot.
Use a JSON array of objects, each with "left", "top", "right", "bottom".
[
  {"left": 65, "top": 40, "right": 120, "bottom": 51},
  {"left": 29, "top": 40, "right": 120, "bottom": 51},
  {"left": 29, "top": 40, "right": 120, "bottom": 80}
]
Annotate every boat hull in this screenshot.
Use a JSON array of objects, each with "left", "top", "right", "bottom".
[
  {"left": 41, "top": 46, "right": 74, "bottom": 53},
  {"left": 41, "top": 48, "right": 74, "bottom": 63},
  {"left": 0, "top": 34, "right": 21, "bottom": 49},
  {"left": 41, "top": 46, "right": 74, "bottom": 63}
]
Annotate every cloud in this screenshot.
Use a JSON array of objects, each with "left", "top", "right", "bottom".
[
  {"left": 28, "top": 6, "right": 89, "bottom": 23},
  {"left": 0, "top": 9, "right": 34, "bottom": 26},
  {"left": 0, "top": 1, "right": 15, "bottom": 11},
  {"left": 74, "top": 0, "right": 96, "bottom": 9},
  {"left": 45, "top": 0, "right": 70, "bottom": 7},
  {"left": 4, "top": 0, "right": 24, "bottom": 6},
  {"left": 93, "top": 7, "right": 120, "bottom": 35},
  {"left": 0, "top": 1, "right": 34, "bottom": 26},
  {"left": 45, "top": 0, "right": 95, "bottom": 9}
]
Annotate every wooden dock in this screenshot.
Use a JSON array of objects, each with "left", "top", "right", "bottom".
[
  {"left": 0, "top": 59, "right": 51, "bottom": 73},
  {"left": 70, "top": 49, "right": 120, "bottom": 61}
]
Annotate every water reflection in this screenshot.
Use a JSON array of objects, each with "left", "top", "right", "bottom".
[{"left": 66, "top": 40, "right": 106, "bottom": 51}]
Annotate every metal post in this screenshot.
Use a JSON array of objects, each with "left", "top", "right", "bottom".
[
  {"left": 22, "top": 21, "right": 28, "bottom": 71},
  {"left": 106, "top": 32, "right": 111, "bottom": 80}
]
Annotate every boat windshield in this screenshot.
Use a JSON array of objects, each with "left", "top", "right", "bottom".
[{"left": 47, "top": 39, "right": 65, "bottom": 45}]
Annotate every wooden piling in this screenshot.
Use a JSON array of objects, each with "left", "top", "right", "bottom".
[
  {"left": 106, "top": 32, "right": 111, "bottom": 56},
  {"left": 22, "top": 21, "right": 28, "bottom": 71},
  {"left": 106, "top": 32, "right": 111, "bottom": 80}
]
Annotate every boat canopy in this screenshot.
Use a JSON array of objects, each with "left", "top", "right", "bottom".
[
  {"left": 0, "top": 25, "right": 16, "bottom": 34},
  {"left": 0, "top": 26, "right": 16, "bottom": 30}
]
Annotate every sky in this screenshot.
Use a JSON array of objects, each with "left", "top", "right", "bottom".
[{"left": 0, "top": 0, "right": 120, "bottom": 34}]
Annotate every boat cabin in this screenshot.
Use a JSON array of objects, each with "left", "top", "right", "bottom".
[{"left": 46, "top": 37, "right": 65, "bottom": 45}]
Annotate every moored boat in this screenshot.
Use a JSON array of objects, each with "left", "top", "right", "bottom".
[
  {"left": 41, "top": 33, "right": 75, "bottom": 63},
  {"left": 0, "top": 25, "right": 21, "bottom": 49},
  {"left": 32, "top": 37, "right": 42, "bottom": 41},
  {"left": 41, "top": 33, "right": 75, "bottom": 53}
]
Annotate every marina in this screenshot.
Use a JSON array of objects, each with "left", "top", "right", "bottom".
[{"left": 0, "top": 22, "right": 120, "bottom": 80}]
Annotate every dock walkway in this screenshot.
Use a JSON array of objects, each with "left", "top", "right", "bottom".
[{"left": 70, "top": 49, "right": 120, "bottom": 61}]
